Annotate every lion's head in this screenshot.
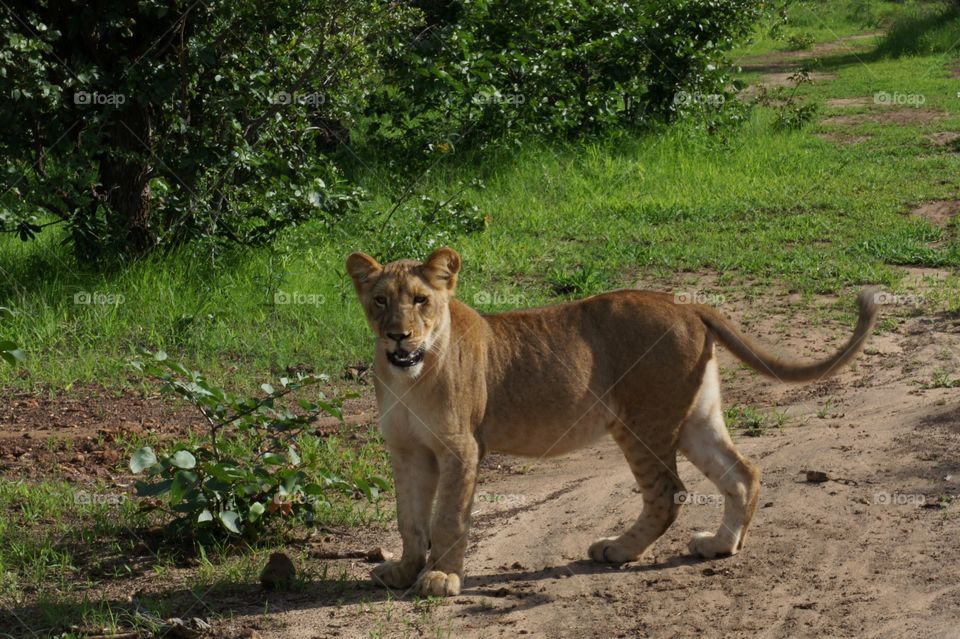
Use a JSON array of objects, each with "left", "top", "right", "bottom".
[{"left": 346, "top": 247, "right": 461, "bottom": 374}]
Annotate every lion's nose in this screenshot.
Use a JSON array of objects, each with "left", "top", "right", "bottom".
[{"left": 387, "top": 331, "right": 411, "bottom": 343}]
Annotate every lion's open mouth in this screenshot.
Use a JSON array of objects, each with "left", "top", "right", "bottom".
[{"left": 386, "top": 345, "right": 426, "bottom": 368}]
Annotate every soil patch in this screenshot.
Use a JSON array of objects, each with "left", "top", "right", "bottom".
[
  {"left": 0, "top": 385, "right": 377, "bottom": 480},
  {"left": 825, "top": 97, "right": 873, "bottom": 108},
  {"left": 821, "top": 109, "right": 946, "bottom": 126},
  {"left": 911, "top": 200, "right": 960, "bottom": 228}
]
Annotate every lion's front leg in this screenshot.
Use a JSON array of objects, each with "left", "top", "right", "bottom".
[
  {"left": 416, "top": 437, "right": 479, "bottom": 597},
  {"left": 371, "top": 444, "right": 438, "bottom": 590}
]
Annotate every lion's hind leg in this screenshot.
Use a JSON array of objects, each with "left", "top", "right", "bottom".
[
  {"left": 589, "top": 421, "right": 684, "bottom": 564},
  {"left": 678, "top": 357, "right": 760, "bottom": 558}
]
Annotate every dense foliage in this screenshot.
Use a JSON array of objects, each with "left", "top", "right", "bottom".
[
  {"left": 0, "top": 0, "right": 415, "bottom": 261},
  {"left": 366, "top": 0, "right": 777, "bottom": 153},
  {"left": 1, "top": 0, "right": 775, "bottom": 263}
]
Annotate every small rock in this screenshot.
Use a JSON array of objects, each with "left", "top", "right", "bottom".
[
  {"left": 805, "top": 470, "right": 829, "bottom": 483},
  {"left": 365, "top": 546, "right": 394, "bottom": 562},
  {"left": 260, "top": 552, "right": 296, "bottom": 591}
]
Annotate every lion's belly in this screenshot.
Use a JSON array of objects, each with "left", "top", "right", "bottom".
[{"left": 480, "top": 399, "right": 613, "bottom": 458}]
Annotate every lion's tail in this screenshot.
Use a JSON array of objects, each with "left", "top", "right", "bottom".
[{"left": 695, "top": 287, "right": 879, "bottom": 383}]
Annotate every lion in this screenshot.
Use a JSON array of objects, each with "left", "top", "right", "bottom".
[{"left": 346, "top": 247, "right": 878, "bottom": 597}]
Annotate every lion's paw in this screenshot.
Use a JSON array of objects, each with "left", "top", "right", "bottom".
[
  {"left": 688, "top": 531, "right": 738, "bottom": 559},
  {"left": 415, "top": 570, "right": 461, "bottom": 597},
  {"left": 588, "top": 537, "right": 638, "bottom": 564},
  {"left": 371, "top": 560, "right": 419, "bottom": 589}
]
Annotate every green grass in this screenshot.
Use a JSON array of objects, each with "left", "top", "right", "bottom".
[{"left": 0, "top": 1, "right": 958, "bottom": 396}]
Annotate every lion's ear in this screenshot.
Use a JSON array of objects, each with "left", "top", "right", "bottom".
[
  {"left": 421, "top": 247, "right": 461, "bottom": 291},
  {"left": 346, "top": 252, "right": 382, "bottom": 294}
]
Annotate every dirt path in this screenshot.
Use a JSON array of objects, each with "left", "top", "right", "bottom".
[{"left": 205, "top": 272, "right": 960, "bottom": 639}]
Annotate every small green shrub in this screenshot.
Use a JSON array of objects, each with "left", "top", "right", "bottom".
[
  {"left": 756, "top": 68, "right": 819, "bottom": 130},
  {"left": 785, "top": 32, "right": 816, "bottom": 50},
  {"left": 724, "top": 405, "right": 787, "bottom": 436},
  {"left": 128, "top": 350, "right": 387, "bottom": 539}
]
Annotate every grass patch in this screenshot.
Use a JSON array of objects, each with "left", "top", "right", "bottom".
[{"left": 724, "top": 405, "right": 790, "bottom": 437}]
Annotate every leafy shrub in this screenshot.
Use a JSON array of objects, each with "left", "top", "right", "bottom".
[
  {"left": 755, "top": 68, "right": 819, "bottom": 130},
  {"left": 364, "top": 0, "right": 777, "bottom": 155},
  {"left": 129, "top": 350, "right": 387, "bottom": 539},
  {"left": 785, "top": 32, "right": 816, "bottom": 50},
  {"left": 0, "top": 0, "right": 417, "bottom": 261}
]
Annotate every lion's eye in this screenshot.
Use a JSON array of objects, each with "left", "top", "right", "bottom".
[
  {"left": 374, "top": 296, "right": 387, "bottom": 306},
  {"left": 413, "top": 295, "right": 428, "bottom": 305}
]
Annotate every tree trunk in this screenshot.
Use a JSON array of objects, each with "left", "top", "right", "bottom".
[{"left": 99, "top": 104, "right": 154, "bottom": 257}]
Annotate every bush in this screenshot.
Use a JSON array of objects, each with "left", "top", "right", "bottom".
[
  {"left": 362, "top": 0, "right": 777, "bottom": 155},
  {"left": 129, "top": 350, "right": 387, "bottom": 539},
  {"left": 0, "top": 0, "right": 417, "bottom": 262}
]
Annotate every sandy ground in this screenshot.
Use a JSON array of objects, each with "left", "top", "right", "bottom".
[{"left": 196, "top": 270, "right": 960, "bottom": 639}]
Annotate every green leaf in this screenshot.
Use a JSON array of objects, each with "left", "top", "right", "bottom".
[
  {"left": 355, "top": 477, "right": 377, "bottom": 500},
  {"left": 262, "top": 452, "right": 287, "bottom": 465},
  {"left": 130, "top": 447, "right": 158, "bottom": 473},
  {"left": 219, "top": 510, "right": 242, "bottom": 534},
  {"left": 287, "top": 445, "right": 301, "bottom": 466},
  {"left": 135, "top": 479, "right": 172, "bottom": 497},
  {"left": 248, "top": 502, "right": 266, "bottom": 522},
  {"left": 170, "top": 470, "right": 198, "bottom": 504},
  {"left": 197, "top": 509, "right": 213, "bottom": 522},
  {"left": 261, "top": 383, "right": 275, "bottom": 395},
  {"left": 169, "top": 450, "right": 197, "bottom": 469},
  {"left": 369, "top": 475, "right": 391, "bottom": 492}
]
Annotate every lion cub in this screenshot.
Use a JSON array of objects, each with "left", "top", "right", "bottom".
[{"left": 346, "top": 247, "right": 877, "bottom": 596}]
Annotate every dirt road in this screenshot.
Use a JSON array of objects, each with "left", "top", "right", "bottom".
[{"left": 208, "top": 273, "right": 960, "bottom": 639}]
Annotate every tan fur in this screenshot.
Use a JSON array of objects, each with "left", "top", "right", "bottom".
[{"left": 346, "top": 248, "right": 879, "bottom": 596}]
